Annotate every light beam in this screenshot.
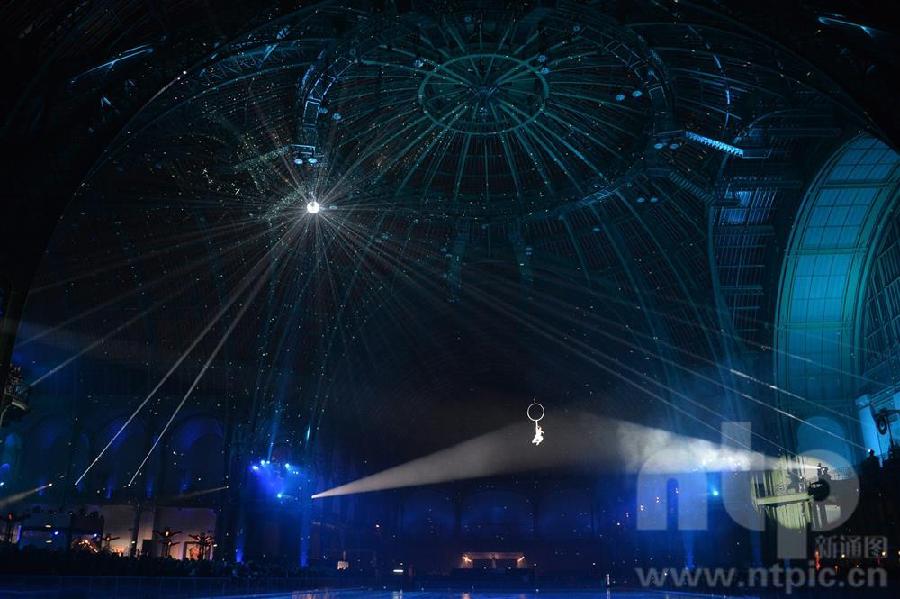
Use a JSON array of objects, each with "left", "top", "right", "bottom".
[
  {"left": 75, "top": 231, "right": 293, "bottom": 487},
  {"left": 311, "top": 414, "right": 776, "bottom": 498},
  {"left": 0, "top": 483, "right": 53, "bottom": 508}
]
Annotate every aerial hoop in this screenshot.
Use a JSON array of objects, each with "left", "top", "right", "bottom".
[{"left": 526, "top": 402, "right": 545, "bottom": 422}]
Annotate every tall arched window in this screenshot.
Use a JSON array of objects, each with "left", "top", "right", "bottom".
[{"left": 775, "top": 134, "right": 900, "bottom": 459}]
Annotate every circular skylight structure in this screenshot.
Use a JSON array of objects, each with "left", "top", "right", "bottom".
[
  {"left": 301, "top": 6, "right": 668, "bottom": 219},
  {"left": 417, "top": 54, "right": 549, "bottom": 135}
]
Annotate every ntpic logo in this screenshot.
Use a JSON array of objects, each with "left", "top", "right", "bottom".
[
  {"left": 633, "top": 562, "right": 888, "bottom": 593},
  {"left": 636, "top": 421, "right": 860, "bottom": 559},
  {"left": 815, "top": 535, "right": 888, "bottom": 560}
]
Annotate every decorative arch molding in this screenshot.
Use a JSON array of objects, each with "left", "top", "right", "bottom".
[
  {"left": 161, "top": 414, "right": 226, "bottom": 496},
  {"left": 775, "top": 133, "right": 900, "bottom": 457},
  {"left": 89, "top": 416, "right": 148, "bottom": 495}
]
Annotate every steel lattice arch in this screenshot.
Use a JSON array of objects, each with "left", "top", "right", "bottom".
[
  {"left": 11, "top": 0, "right": 885, "bottom": 476},
  {"left": 3, "top": 0, "right": 900, "bottom": 570},
  {"left": 296, "top": 4, "right": 668, "bottom": 219}
]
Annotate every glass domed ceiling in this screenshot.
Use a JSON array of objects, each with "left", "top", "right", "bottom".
[
  {"left": 13, "top": 0, "right": 874, "bottom": 474},
  {"left": 302, "top": 6, "right": 663, "bottom": 218}
]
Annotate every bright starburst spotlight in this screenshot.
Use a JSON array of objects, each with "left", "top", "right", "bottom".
[{"left": 306, "top": 201, "right": 320, "bottom": 214}]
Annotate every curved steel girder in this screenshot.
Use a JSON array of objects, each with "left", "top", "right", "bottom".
[{"left": 629, "top": 19, "right": 868, "bottom": 126}]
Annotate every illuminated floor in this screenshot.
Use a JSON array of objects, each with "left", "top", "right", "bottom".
[
  {"left": 230, "top": 592, "right": 751, "bottom": 599},
  {"left": 0, "top": 582, "right": 756, "bottom": 599}
]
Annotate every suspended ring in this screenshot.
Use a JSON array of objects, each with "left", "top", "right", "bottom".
[{"left": 526, "top": 402, "right": 545, "bottom": 422}]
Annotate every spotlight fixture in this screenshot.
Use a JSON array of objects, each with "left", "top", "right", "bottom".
[{"left": 306, "top": 201, "right": 320, "bottom": 214}]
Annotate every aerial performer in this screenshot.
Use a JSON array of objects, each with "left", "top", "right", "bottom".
[{"left": 527, "top": 402, "right": 545, "bottom": 446}]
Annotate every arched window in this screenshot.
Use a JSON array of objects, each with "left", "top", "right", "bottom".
[
  {"left": 775, "top": 134, "right": 900, "bottom": 459},
  {"left": 162, "top": 416, "right": 224, "bottom": 496}
]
